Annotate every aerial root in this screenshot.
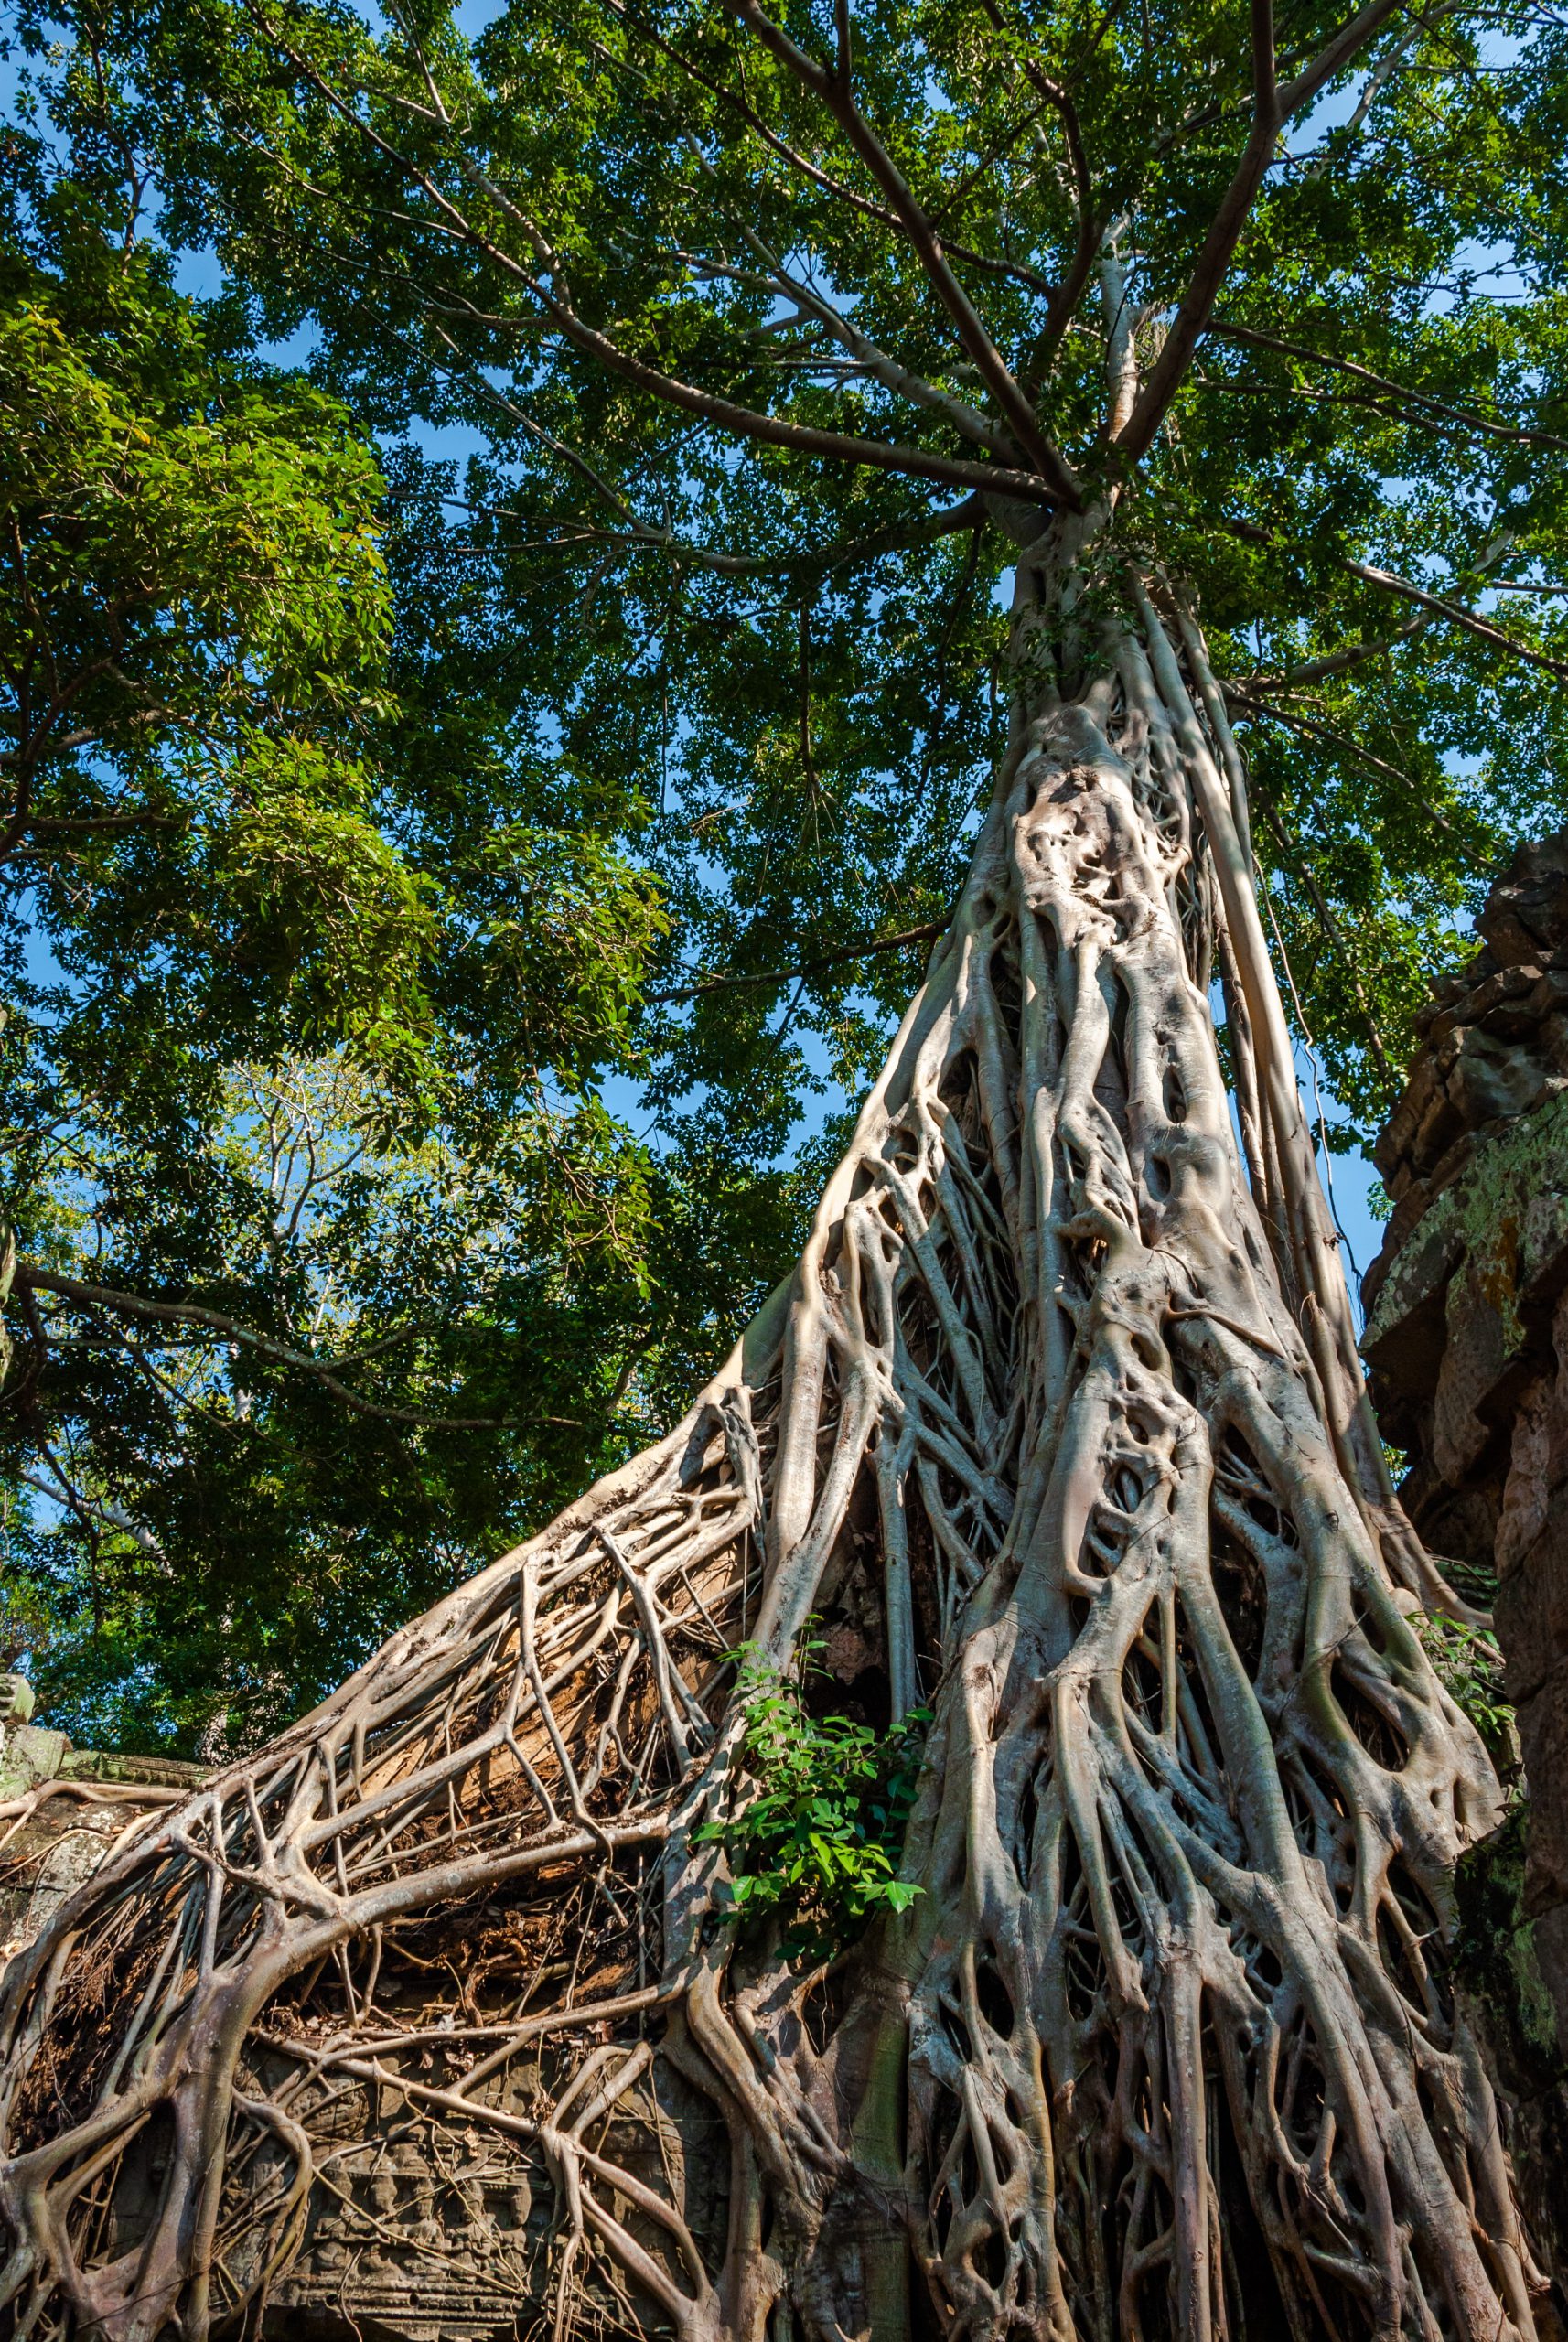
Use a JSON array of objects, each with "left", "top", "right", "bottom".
[{"left": 0, "top": 580, "right": 1536, "bottom": 2342}]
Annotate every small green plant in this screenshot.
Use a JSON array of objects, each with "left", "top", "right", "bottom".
[
  {"left": 697, "top": 1642, "right": 929, "bottom": 1957},
  {"left": 1417, "top": 1613, "right": 1515, "bottom": 1753}
]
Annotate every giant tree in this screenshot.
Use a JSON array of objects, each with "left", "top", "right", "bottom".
[{"left": 0, "top": 0, "right": 1565, "bottom": 2336}]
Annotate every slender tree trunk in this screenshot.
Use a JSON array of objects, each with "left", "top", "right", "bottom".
[{"left": 0, "top": 526, "right": 1539, "bottom": 2342}]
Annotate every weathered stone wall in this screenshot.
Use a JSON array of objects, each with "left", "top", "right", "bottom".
[
  {"left": 0, "top": 1678, "right": 204, "bottom": 1961},
  {"left": 1363, "top": 831, "right": 1568, "bottom": 2300}
]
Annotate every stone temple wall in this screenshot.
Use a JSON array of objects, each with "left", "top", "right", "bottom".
[
  {"left": 1362, "top": 831, "right": 1568, "bottom": 2296},
  {"left": 0, "top": 1680, "right": 204, "bottom": 1962}
]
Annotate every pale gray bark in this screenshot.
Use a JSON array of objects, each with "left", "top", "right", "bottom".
[{"left": 0, "top": 542, "right": 1537, "bottom": 2342}]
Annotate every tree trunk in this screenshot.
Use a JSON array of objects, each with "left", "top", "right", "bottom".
[{"left": 0, "top": 526, "right": 1539, "bottom": 2342}]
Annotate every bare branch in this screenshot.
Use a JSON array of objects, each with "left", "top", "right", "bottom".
[
  {"left": 464, "top": 200, "right": 1055, "bottom": 503},
  {"left": 681, "top": 245, "right": 1014, "bottom": 457},
  {"left": 1208, "top": 318, "right": 1568, "bottom": 453},
  {"left": 15, "top": 1269, "right": 575, "bottom": 1431},
  {"left": 1329, "top": 561, "right": 1568, "bottom": 679},
  {"left": 719, "top": 0, "right": 1083, "bottom": 506}
]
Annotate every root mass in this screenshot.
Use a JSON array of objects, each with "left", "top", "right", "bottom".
[{"left": 0, "top": 553, "right": 1538, "bottom": 2342}]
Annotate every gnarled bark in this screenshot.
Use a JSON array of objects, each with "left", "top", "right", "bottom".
[{"left": 0, "top": 538, "right": 1538, "bottom": 2342}]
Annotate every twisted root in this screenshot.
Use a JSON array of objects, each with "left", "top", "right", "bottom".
[{"left": 0, "top": 577, "right": 1535, "bottom": 2342}]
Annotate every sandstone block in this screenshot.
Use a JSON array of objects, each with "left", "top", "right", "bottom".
[
  {"left": 1376, "top": 1058, "right": 1447, "bottom": 1177},
  {"left": 1530, "top": 1902, "right": 1568, "bottom": 2081},
  {"left": 1468, "top": 964, "right": 1545, "bottom": 1037},
  {"left": 1520, "top": 1663, "right": 1568, "bottom": 1914},
  {"left": 1498, "top": 1377, "right": 1556, "bottom": 1585},
  {"left": 1480, "top": 905, "right": 1550, "bottom": 968},
  {"left": 0, "top": 1724, "right": 69, "bottom": 1798},
  {"left": 1449, "top": 1026, "right": 1551, "bottom": 1128},
  {"left": 1479, "top": 844, "right": 1568, "bottom": 968},
  {"left": 1497, "top": 1508, "right": 1568, "bottom": 1705},
  {"left": 1521, "top": 1189, "right": 1568, "bottom": 1312},
  {"left": 1432, "top": 1253, "right": 1529, "bottom": 1486},
  {"left": 1425, "top": 1128, "right": 1482, "bottom": 1203},
  {"left": 1383, "top": 1176, "right": 1432, "bottom": 1262},
  {"left": 1361, "top": 1208, "right": 1458, "bottom": 1392}
]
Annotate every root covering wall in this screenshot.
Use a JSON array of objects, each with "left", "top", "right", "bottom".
[{"left": 0, "top": 562, "right": 1538, "bottom": 2342}]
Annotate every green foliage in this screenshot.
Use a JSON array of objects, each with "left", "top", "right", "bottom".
[
  {"left": 0, "top": 164, "right": 682, "bottom": 1754},
  {"left": 0, "top": 264, "right": 390, "bottom": 715},
  {"left": 5, "top": 1056, "right": 664, "bottom": 1755},
  {"left": 697, "top": 1646, "right": 928, "bottom": 1956},
  {"left": 1418, "top": 1614, "right": 1516, "bottom": 1759},
  {"left": 37, "top": 0, "right": 1563, "bottom": 1159}
]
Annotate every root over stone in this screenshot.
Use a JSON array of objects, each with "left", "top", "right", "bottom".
[{"left": 0, "top": 559, "right": 1540, "bottom": 2342}]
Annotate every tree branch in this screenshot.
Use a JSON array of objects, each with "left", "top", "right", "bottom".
[
  {"left": 1222, "top": 680, "right": 1497, "bottom": 868},
  {"left": 1222, "top": 519, "right": 1568, "bottom": 681},
  {"left": 475, "top": 498, "right": 992, "bottom": 579},
  {"left": 1275, "top": 0, "right": 1434, "bottom": 119},
  {"left": 973, "top": 9, "right": 1102, "bottom": 389},
  {"left": 466, "top": 200, "right": 1055, "bottom": 503},
  {"left": 1114, "top": 0, "right": 1278, "bottom": 463},
  {"left": 683, "top": 247, "right": 1013, "bottom": 457},
  {"left": 1331, "top": 562, "right": 1568, "bottom": 679},
  {"left": 1117, "top": 0, "right": 1416, "bottom": 464},
  {"left": 660, "top": 914, "right": 951, "bottom": 1003},
  {"left": 14, "top": 1270, "right": 576, "bottom": 1432},
  {"left": 1230, "top": 611, "right": 1429, "bottom": 690},
  {"left": 719, "top": 0, "right": 1083, "bottom": 506},
  {"left": 1208, "top": 318, "right": 1568, "bottom": 453},
  {"left": 246, "top": 5, "right": 1057, "bottom": 507},
  {"left": 599, "top": 0, "right": 1061, "bottom": 303},
  {"left": 416, "top": 344, "right": 994, "bottom": 575}
]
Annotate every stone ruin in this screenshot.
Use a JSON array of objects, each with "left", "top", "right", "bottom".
[
  {"left": 1363, "top": 828, "right": 1568, "bottom": 2300},
  {"left": 0, "top": 1676, "right": 203, "bottom": 1962},
  {"left": 0, "top": 1702, "right": 565, "bottom": 2339}
]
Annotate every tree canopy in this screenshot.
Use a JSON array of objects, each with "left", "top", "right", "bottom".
[
  {"left": 0, "top": 144, "right": 682, "bottom": 1751},
  {"left": 2, "top": 0, "right": 1565, "bottom": 1753}
]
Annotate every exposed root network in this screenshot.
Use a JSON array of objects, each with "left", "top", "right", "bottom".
[{"left": 0, "top": 571, "right": 1537, "bottom": 2342}]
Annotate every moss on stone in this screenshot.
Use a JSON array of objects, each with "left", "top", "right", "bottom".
[
  {"left": 1365, "top": 1086, "right": 1568, "bottom": 1359},
  {"left": 1455, "top": 1806, "right": 1563, "bottom": 2080}
]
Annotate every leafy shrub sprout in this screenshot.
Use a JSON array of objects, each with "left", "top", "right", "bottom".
[{"left": 697, "top": 1641, "right": 929, "bottom": 1957}]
